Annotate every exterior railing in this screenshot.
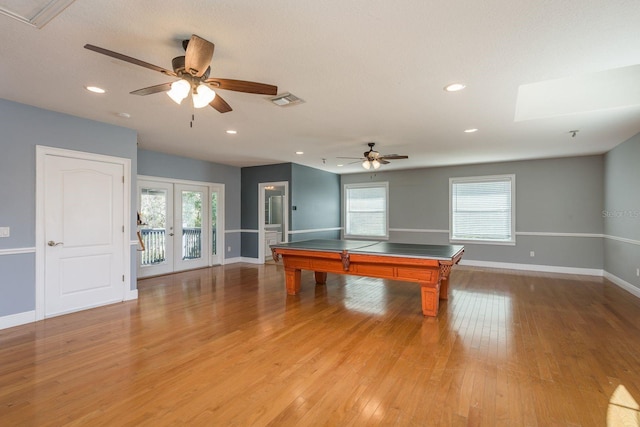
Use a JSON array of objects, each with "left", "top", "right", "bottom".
[
  {"left": 182, "top": 228, "right": 201, "bottom": 260},
  {"left": 140, "top": 228, "right": 166, "bottom": 265},
  {"left": 140, "top": 227, "right": 216, "bottom": 265}
]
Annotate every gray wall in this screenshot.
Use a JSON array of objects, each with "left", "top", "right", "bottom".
[
  {"left": 137, "top": 149, "right": 242, "bottom": 259},
  {"left": 0, "top": 99, "right": 138, "bottom": 317},
  {"left": 604, "top": 132, "right": 640, "bottom": 288},
  {"left": 341, "top": 155, "right": 604, "bottom": 269},
  {"left": 290, "top": 163, "right": 341, "bottom": 242},
  {"left": 2, "top": 95, "right": 636, "bottom": 319},
  {"left": 240, "top": 163, "right": 341, "bottom": 257}
]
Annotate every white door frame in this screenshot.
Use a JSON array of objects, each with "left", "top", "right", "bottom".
[
  {"left": 209, "top": 183, "right": 225, "bottom": 266},
  {"left": 258, "top": 181, "right": 289, "bottom": 263},
  {"left": 35, "top": 146, "right": 131, "bottom": 321}
]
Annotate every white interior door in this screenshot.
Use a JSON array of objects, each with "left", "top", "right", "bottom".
[
  {"left": 174, "top": 184, "right": 209, "bottom": 271},
  {"left": 137, "top": 180, "right": 174, "bottom": 278},
  {"left": 44, "top": 155, "right": 125, "bottom": 317}
]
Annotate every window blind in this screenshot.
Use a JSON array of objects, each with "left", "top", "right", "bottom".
[
  {"left": 451, "top": 176, "right": 514, "bottom": 243},
  {"left": 345, "top": 184, "right": 388, "bottom": 238}
]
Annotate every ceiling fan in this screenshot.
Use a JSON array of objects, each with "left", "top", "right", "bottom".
[
  {"left": 84, "top": 34, "right": 277, "bottom": 113},
  {"left": 338, "top": 143, "right": 409, "bottom": 169}
]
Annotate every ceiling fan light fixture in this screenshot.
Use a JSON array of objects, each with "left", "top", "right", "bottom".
[
  {"left": 372, "top": 159, "right": 381, "bottom": 169},
  {"left": 192, "top": 84, "right": 216, "bottom": 108},
  {"left": 167, "top": 79, "right": 191, "bottom": 104},
  {"left": 362, "top": 160, "right": 371, "bottom": 170}
]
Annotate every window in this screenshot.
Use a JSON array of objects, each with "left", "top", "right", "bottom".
[
  {"left": 450, "top": 175, "right": 515, "bottom": 244},
  {"left": 344, "top": 182, "right": 389, "bottom": 239}
]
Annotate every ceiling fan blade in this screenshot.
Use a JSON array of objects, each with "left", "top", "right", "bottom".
[
  {"left": 84, "top": 44, "right": 176, "bottom": 77},
  {"left": 185, "top": 35, "right": 214, "bottom": 78},
  {"left": 130, "top": 82, "right": 173, "bottom": 96},
  {"left": 205, "top": 78, "right": 278, "bottom": 95},
  {"left": 380, "top": 155, "right": 409, "bottom": 160},
  {"left": 209, "top": 93, "right": 233, "bottom": 113},
  {"left": 336, "top": 156, "right": 364, "bottom": 160},
  {"left": 378, "top": 159, "right": 390, "bottom": 164}
]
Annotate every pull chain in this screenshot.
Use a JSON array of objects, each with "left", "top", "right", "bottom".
[{"left": 190, "top": 93, "right": 195, "bottom": 128}]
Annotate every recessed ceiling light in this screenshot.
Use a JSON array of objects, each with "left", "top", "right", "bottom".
[
  {"left": 337, "top": 164, "right": 344, "bottom": 167},
  {"left": 464, "top": 128, "right": 478, "bottom": 133},
  {"left": 226, "top": 130, "right": 237, "bottom": 134},
  {"left": 444, "top": 83, "right": 466, "bottom": 92},
  {"left": 295, "top": 151, "right": 304, "bottom": 155},
  {"left": 85, "top": 86, "right": 105, "bottom": 94},
  {"left": 116, "top": 112, "right": 131, "bottom": 119}
]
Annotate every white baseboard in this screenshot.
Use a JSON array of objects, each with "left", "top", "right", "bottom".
[
  {"left": 125, "top": 289, "right": 138, "bottom": 301},
  {"left": 604, "top": 271, "right": 640, "bottom": 298},
  {"left": 0, "top": 310, "right": 36, "bottom": 330},
  {"left": 240, "top": 257, "right": 263, "bottom": 264},
  {"left": 224, "top": 256, "right": 264, "bottom": 265},
  {"left": 459, "top": 259, "right": 603, "bottom": 277}
]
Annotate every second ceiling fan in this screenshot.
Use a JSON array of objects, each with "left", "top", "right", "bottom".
[
  {"left": 339, "top": 143, "right": 409, "bottom": 169},
  {"left": 85, "top": 34, "right": 278, "bottom": 113}
]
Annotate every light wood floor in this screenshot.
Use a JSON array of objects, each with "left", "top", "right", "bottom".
[{"left": 2, "top": 264, "right": 640, "bottom": 426}]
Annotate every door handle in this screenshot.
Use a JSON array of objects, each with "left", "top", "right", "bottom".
[
  {"left": 169, "top": 233, "right": 174, "bottom": 236},
  {"left": 47, "top": 241, "right": 63, "bottom": 247}
]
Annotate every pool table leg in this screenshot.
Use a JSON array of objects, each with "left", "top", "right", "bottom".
[
  {"left": 440, "top": 275, "right": 450, "bottom": 300},
  {"left": 314, "top": 271, "right": 327, "bottom": 284},
  {"left": 439, "top": 264, "right": 454, "bottom": 300},
  {"left": 420, "top": 281, "right": 440, "bottom": 317},
  {"left": 284, "top": 267, "right": 301, "bottom": 295}
]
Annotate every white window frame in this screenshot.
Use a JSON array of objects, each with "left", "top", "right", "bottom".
[
  {"left": 343, "top": 182, "right": 389, "bottom": 240},
  {"left": 449, "top": 174, "right": 516, "bottom": 245}
]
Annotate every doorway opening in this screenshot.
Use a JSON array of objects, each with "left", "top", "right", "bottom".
[{"left": 258, "top": 181, "right": 289, "bottom": 263}]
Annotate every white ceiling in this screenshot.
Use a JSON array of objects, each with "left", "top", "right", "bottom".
[{"left": 1, "top": 0, "right": 639, "bottom": 174}]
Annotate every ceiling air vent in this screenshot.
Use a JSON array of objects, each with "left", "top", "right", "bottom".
[{"left": 269, "top": 93, "right": 304, "bottom": 107}]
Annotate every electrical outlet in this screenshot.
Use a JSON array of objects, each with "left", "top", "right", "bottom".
[
  {"left": 0, "top": 227, "right": 9, "bottom": 238},
  {"left": 227, "top": 246, "right": 231, "bottom": 252},
  {"left": 529, "top": 251, "right": 535, "bottom": 257}
]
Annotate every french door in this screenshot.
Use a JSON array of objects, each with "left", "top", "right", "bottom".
[{"left": 137, "top": 178, "right": 222, "bottom": 278}]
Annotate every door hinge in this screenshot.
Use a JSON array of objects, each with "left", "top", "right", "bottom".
[
  {"left": 122, "top": 274, "right": 125, "bottom": 282},
  {"left": 122, "top": 176, "right": 125, "bottom": 183},
  {"left": 122, "top": 225, "right": 125, "bottom": 232}
]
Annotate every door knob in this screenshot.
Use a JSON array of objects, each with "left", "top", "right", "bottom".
[{"left": 47, "top": 241, "right": 63, "bottom": 247}]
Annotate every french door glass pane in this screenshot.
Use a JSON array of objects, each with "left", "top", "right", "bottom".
[
  {"left": 140, "top": 188, "right": 167, "bottom": 265},
  {"left": 181, "top": 190, "right": 203, "bottom": 260}
]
